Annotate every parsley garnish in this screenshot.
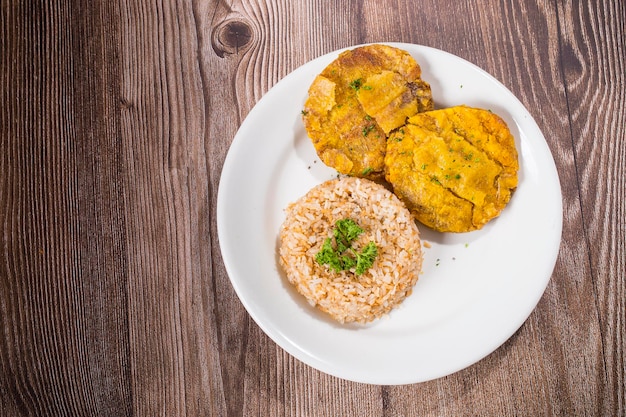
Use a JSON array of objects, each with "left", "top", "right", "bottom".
[
  {"left": 316, "top": 238, "right": 343, "bottom": 271},
  {"left": 315, "top": 219, "right": 378, "bottom": 275},
  {"left": 334, "top": 218, "right": 362, "bottom": 252},
  {"left": 355, "top": 241, "right": 378, "bottom": 274},
  {"left": 362, "top": 124, "right": 375, "bottom": 136},
  {"left": 349, "top": 78, "right": 364, "bottom": 91}
]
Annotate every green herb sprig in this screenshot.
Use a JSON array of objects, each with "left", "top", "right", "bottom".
[{"left": 315, "top": 219, "right": 378, "bottom": 275}]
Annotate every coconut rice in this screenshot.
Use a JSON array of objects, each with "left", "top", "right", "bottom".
[{"left": 278, "top": 177, "right": 423, "bottom": 324}]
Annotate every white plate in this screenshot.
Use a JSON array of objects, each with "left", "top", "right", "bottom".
[{"left": 217, "top": 43, "right": 562, "bottom": 385}]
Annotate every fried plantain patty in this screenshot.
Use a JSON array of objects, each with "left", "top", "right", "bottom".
[
  {"left": 302, "top": 44, "right": 434, "bottom": 178},
  {"left": 385, "top": 106, "right": 519, "bottom": 232}
]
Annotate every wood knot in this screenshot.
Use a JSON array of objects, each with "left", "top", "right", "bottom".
[
  {"left": 119, "top": 97, "right": 134, "bottom": 109},
  {"left": 211, "top": 20, "right": 253, "bottom": 58}
]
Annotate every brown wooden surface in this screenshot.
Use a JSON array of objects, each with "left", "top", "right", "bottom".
[{"left": 1, "top": 0, "right": 624, "bottom": 415}]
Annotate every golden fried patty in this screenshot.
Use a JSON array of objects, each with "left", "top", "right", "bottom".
[
  {"left": 302, "top": 44, "right": 433, "bottom": 178},
  {"left": 385, "top": 106, "right": 519, "bottom": 232}
]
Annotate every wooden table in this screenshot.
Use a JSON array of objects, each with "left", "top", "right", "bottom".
[{"left": 2, "top": 1, "right": 624, "bottom": 415}]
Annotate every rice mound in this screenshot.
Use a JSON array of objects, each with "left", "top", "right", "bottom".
[{"left": 278, "top": 177, "right": 423, "bottom": 323}]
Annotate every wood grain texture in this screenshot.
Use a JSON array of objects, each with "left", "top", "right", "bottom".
[
  {"left": 1, "top": 1, "right": 132, "bottom": 415},
  {"left": 1, "top": 0, "right": 624, "bottom": 416},
  {"left": 556, "top": 1, "right": 626, "bottom": 414}
]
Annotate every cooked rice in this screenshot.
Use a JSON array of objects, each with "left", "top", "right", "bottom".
[{"left": 278, "top": 177, "right": 422, "bottom": 323}]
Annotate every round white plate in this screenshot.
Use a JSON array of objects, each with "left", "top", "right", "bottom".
[{"left": 217, "top": 43, "right": 562, "bottom": 385}]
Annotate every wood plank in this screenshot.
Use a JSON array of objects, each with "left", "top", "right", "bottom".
[
  {"left": 556, "top": 1, "right": 626, "bottom": 414},
  {"left": 115, "top": 0, "right": 226, "bottom": 415},
  {"left": 1, "top": 1, "right": 133, "bottom": 415}
]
